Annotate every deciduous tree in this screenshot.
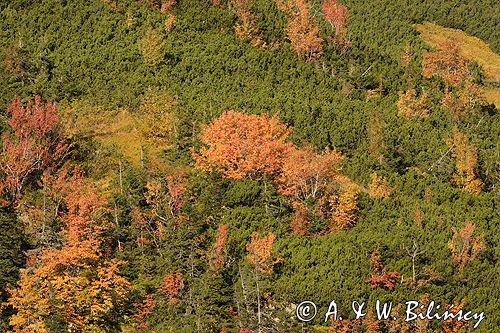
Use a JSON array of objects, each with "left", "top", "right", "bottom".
[
  {"left": 396, "top": 89, "right": 429, "bottom": 119},
  {"left": 209, "top": 224, "right": 228, "bottom": 273},
  {"left": 278, "top": 145, "right": 344, "bottom": 202},
  {"left": 321, "top": 0, "right": 350, "bottom": 50},
  {"left": 445, "top": 130, "right": 483, "bottom": 195},
  {"left": 7, "top": 172, "right": 130, "bottom": 332},
  {"left": 422, "top": 39, "right": 471, "bottom": 87},
  {"left": 278, "top": 0, "right": 324, "bottom": 61},
  {"left": 0, "top": 96, "right": 66, "bottom": 201},
  {"left": 193, "top": 111, "right": 293, "bottom": 180},
  {"left": 448, "top": 222, "right": 485, "bottom": 272},
  {"left": 329, "top": 186, "right": 358, "bottom": 231},
  {"left": 233, "top": 0, "right": 265, "bottom": 48}
]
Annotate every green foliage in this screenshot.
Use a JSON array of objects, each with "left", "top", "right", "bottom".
[{"left": 0, "top": 0, "right": 498, "bottom": 331}]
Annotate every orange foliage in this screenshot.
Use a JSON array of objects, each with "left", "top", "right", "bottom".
[
  {"left": 246, "top": 232, "right": 282, "bottom": 275},
  {"left": 278, "top": 0, "right": 323, "bottom": 61},
  {"left": 132, "top": 293, "right": 157, "bottom": 329},
  {"left": 160, "top": 0, "right": 176, "bottom": 12},
  {"left": 159, "top": 272, "right": 184, "bottom": 302},
  {"left": 278, "top": 145, "right": 344, "bottom": 201},
  {"left": 448, "top": 222, "right": 485, "bottom": 272},
  {"left": 193, "top": 111, "right": 292, "bottom": 180},
  {"left": 209, "top": 224, "right": 228, "bottom": 273},
  {"left": 442, "top": 300, "right": 467, "bottom": 333},
  {"left": 7, "top": 173, "right": 130, "bottom": 332},
  {"left": 445, "top": 130, "right": 483, "bottom": 195},
  {"left": 290, "top": 201, "right": 309, "bottom": 235},
  {"left": 422, "top": 39, "right": 472, "bottom": 87},
  {"left": 164, "top": 13, "right": 175, "bottom": 32},
  {"left": 396, "top": 89, "right": 430, "bottom": 119}
]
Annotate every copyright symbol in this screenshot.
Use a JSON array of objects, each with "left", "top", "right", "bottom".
[{"left": 296, "top": 301, "right": 317, "bottom": 322}]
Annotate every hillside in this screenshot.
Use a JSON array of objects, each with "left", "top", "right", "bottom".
[{"left": 0, "top": 0, "right": 498, "bottom": 332}]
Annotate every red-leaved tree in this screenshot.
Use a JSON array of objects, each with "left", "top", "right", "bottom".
[
  {"left": 321, "top": 0, "right": 350, "bottom": 50},
  {"left": 209, "top": 224, "right": 228, "bottom": 273},
  {"left": 0, "top": 96, "right": 66, "bottom": 201}
]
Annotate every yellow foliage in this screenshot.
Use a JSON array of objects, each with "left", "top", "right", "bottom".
[
  {"left": 367, "top": 172, "right": 394, "bottom": 198},
  {"left": 415, "top": 22, "right": 500, "bottom": 108},
  {"left": 329, "top": 186, "right": 358, "bottom": 232},
  {"left": 60, "top": 94, "right": 176, "bottom": 169},
  {"left": 415, "top": 22, "right": 500, "bottom": 82},
  {"left": 397, "top": 89, "right": 429, "bottom": 119},
  {"left": 138, "top": 88, "right": 177, "bottom": 141},
  {"left": 138, "top": 28, "right": 165, "bottom": 66},
  {"left": 445, "top": 129, "right": 483, "bottom": 195}
]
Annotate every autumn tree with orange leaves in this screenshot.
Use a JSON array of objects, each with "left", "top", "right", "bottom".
[
  {"left": 278, "top": 145, "right": 347, "bottom": 234},
  {"left": 6, "top": 169, "right": 130, "bottom": 333},
  {"left": 278, "top": 145, "right": 344, "bottom": 202},
  {"left": 209, "top": 224, "right": 228, "bottom": 273},
  {"left": 422, "top": 39, "right": 472, "bottom": 88},
  {"left": 422, "top": 38, "right": 483, "bottom": 118},
  {"left": 277, "top": 0, "right": 323, "bottom": 61},
  {"left": 233, "top": 0, "right": 265, "bottom": 48},
  {"left": 193, "top": 111, "right": 292, "bottom": 180},
  {"left": 448, "top": 222, "right": 485, "bottom": 272},
  {"left": 245, "top": 232, "right": 282, "bottom": 329}
]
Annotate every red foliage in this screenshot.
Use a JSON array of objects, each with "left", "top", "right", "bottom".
[
  {"left": 321, "top": 0, "right": 350, "bottom": 49},
  {"left": 366, "top": 251, "right": 400, "bottom": 290},
  {"left": 210, "top": 224, "right": 228, "bottom": 273},
  {"left": 0, "top": 96, "right": 66, "bottom": 201},
  {"left": 366, "top": 271, "right": 400, "bottom": 290},
  {"left": 131, "top": 207, "right": 153, "bottom": 247},
  {"left": 133, "top": 293, "right": 157, "bottom": 329},
  {"left": 166, "top": 174, "right": 186, "bottom": 217},
  {"left": 159, "top": 272, "right": 184, "bottom": 302}
]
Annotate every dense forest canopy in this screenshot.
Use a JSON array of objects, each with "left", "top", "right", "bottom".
[{"left": 0, "top": 0, "right": 498, "bottom": 332}]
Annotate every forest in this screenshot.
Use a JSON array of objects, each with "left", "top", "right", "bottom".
[{"left": 0, "top": 0, "right": 499, "bottom": 332}]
